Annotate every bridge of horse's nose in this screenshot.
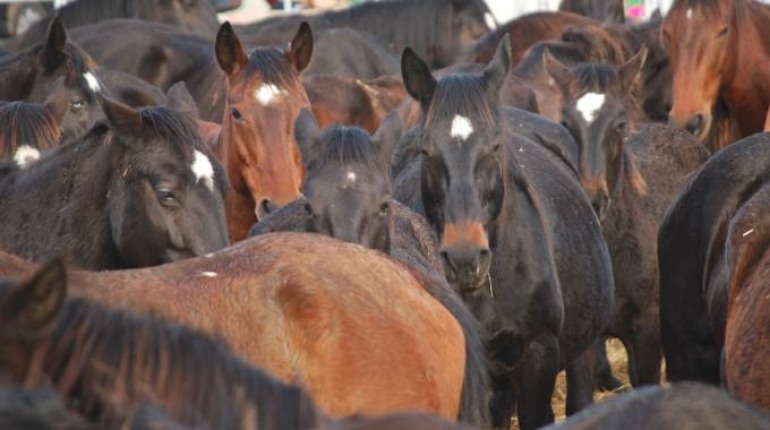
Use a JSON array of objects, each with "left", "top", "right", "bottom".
[
  {"left": 684, "top": 114, "right": 705, "bottom": 136},
  {"left": 440, "top": 246, "right": 491, "bottom": 278}
]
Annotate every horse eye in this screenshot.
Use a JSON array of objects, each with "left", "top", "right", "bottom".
[
  {"left": 379, "top": 201, "right": 390, "bottom": 215},
  {"left": 304, "top": 202, "right": 314, "bottom": 218},
  {"left": 718, "top": 26, "right": 728, "bottom": 37},
  {"left": 231, "top": 108, "right": 243, "bottom": 122},
  {"left": 71, "top": 99, "right": 85, "bottom": 109},
  {"left": 157, "top": 188, "right": 178, "bottom": 206},
  {"left": 615, "top": 120, "right": 627, "bottom": 131}
]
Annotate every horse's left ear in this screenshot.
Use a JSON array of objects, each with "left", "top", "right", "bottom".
[
  {"left": 295, "top": 108, "right": 322, "bottom": 163},
  {"left": 40, "top": 15, "right": 67, "bottom": 72},
  {"left": 287, "top": 22, "right": 313, "bottom": 73},
  {"left": 0, "top": 258, "right": 67, "bottom": 334},
  {"left": 401, "top": 48, "right": 436, "bottom": 110},
  {"left": 166, "top": 81, "right": 200, "bottom": 120},
  {"left": 101, "top": 94, "right": 143, "bottom": 135},
  {"left": 618, "top": 46, "right": 648, "bottom": 94},
  {"left": 44, "top": 76, "right": 69, "bottom": 125},
  {"left": 215, "top": 22, "right": 248, "bottom": 76},
  {"left": 482, "top": 33, "right": 511, "bottom": 105},
  {"left": 372, "top": 109, "right": 403, "bottom": 165}
]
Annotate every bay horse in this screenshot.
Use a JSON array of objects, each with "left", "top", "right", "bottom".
[
  {"left": 9, "top": 0, "right": 219, "bottom": 51},
  {"left": 663, "top": 0, "right": 770, "bottom": 146},
  {"left": 559, "top": 0, "right": 625, "bottom": 23},
  {"left": 543, "top": 383, "right": 770, "bottom": 429},
  {"left": 544, "top": 53, "right": 710, "bottom": 387},
  {"left": 213, "top": 22, "right": 311, "bottom": 240},
  {"left": 400, "top": 37, "right": 614, "bottom": 429},
  {"left": 0, "top": 232, "right": 468, "bottom": 421},
  {"left": 250, "top": 110, "right": 491, "bottom": 427},
  {"left": 0, "top": 96, "right": 229, "bottom": 270},
  {"left": 238, "top": 0, "right": 495, "bottom": 70},
  {"left": 658, "top": 132, "right": 770, "bottom": 384}
]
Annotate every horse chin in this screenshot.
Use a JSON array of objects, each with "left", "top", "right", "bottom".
[{"left": 448, "top": 272, "right": 489, "bottom": 294}]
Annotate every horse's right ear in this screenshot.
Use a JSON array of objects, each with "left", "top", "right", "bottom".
[
  {"left": 372, "top": 109, "right": 403, "bottom": 165},
  {"left": 543, "top": 50, "right": 572, "bottom": 93},
  {"left": 44, "top": 76, "right": 69, "bottom": 125},
  {"left": 294, "top": 108, "right": 322, "bottom": 163},
  {"left": 401, "top": 48, "right": 436, "bottom": 110},
  {"left": 40, "top": 15, "right": 67, "bottom": 72},
  {"left": 101, "top": 95, "right": 142, "bottom": 134},
  {"left": 0, "top": 258, "right": 67, "bottom": 333},
  {"left": 287, "top": 22, "right": 313, "bottom": 73},
  {"left": 166, "top": 81, "right": 200, "bottom": 120},
  {"left": 215, "top": 22, "right": 248, "bottom": 76}
]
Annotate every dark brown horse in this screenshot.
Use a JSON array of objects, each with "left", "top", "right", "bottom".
[
  {"left": 213, "top": 22, "right": 311, "bottom": 240},
  {"left": 0, "top": 96, "right": 229, "bottom": 269},
  {"left": 663, "top": 0, "right": 770, "bottom": 146},
  {"left": 0, "top": 88, "right": 66, "bottom": 163},
  {"left": 559, "top": 0, "right": 625, "bottom": 23},
  {"left": 0, "top": 232, "right": 467, "bottom": 420},
  {"left": 400, "top": 37, "right": 614, "bottom": 428},
  {"left": 544, "top": 53, "right": 710, "bottom": 387}
]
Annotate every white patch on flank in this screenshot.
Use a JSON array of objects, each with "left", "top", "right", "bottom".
[
  {"left": 743, "top": 228, "right": 755, "bottom": 237},
  {"left": 200, "top": 271, "right": 218, "bottom": 278},
  {"left": 450, "top": 115, "right": 474, "bottom": 141},
  {"left": 83, "top": 72, "right": 101, "bottom": 93},
  {"left": 484, "top": 12, "right": 497, "bottom": 30},
  {"left": 686, "top": 8, "right": 693, "bottom": 20},
  {"left": 254, "top": 83, "right": 285, "bottom": 106},
  {"left": 576, "top": 92, "right": 606, "bottom": 124},
  {"left": 13, "top": 145, "right": 40, "bottom": 168},
  {"left": 191, "top": 150, "right": 215, "bottom": 192}
]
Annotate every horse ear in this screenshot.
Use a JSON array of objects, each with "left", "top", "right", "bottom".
[
  {"left": 215, "top": 22, "right": 248, "bottom": 76},
  {"left": 372, "top": 109, "right": 403, "bottom": 165},
  {"left": 294, "top": 108, "right": 322, "bottom": 164},
  {"left": 101, "top": 94, "right": 143, "bottom": 134},
  {"left": 618, "top": 46, "right": 648, "bottom": 93},
  {"left": 482, "top": 34, "right": 511, "bottom": 105},
  {"left": 44, "top": 76, "right": 69, "bottom": 125},
  {"left": 0, "top": 258, "right": 67, "bottom": 333},
  {"left": 40, "top": 15, "right": 67, "bottom": 72},
  {"left": 401, "top": 48, "right": 436, "bottom": 110},
  {"left": 543, "top": 49, "right": 573, "bottom": 93},
  {"left": 166, "top": 81, "right": 200, "bottom": 120},
  {"left": 287, "top": 22, "right": 313, "bottom": 73}
]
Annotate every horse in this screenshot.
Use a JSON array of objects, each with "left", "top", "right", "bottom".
[
  {"left": 0, "top": 96, "right": 229, "bottom": 270},
  {"left": 237, "top": 0, "right": 495, "bottom": 70},
  {"left": 249, "top": 110, "right": 491, "bottom": 427},
  {"left": 543, "top": 383, "right": 770, "bottom": 429},
  {"left": 663, "top": 0, "right": 770, "bottom": 146},
  {"left": 658, "top": 132, "right": 770, "bottom": 384},
  {"left": 212, "top": 22, "right": 311, "bottom": 240},
  {"left": 0, "top": 232, "right": 468, "bottom": 421},
  {"left": 8, "top": 0, "right": 219, "bottom": 51},
  {"left": 304, "top": 28, "right": 400, "bottom": 79},
  {"left": 400, "top": 36, "right": 614, "bottom": 428},
  {"left": 543, "top": 52, "right": 710, "bottom": 387},
  {"left": 559, "top": 0, "right": 625, "bottom": 23},
  {"left": 0, "top": 86, "right": 67, "bottom": 162}
]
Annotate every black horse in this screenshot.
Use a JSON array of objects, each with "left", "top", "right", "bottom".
[
  {"left": 0, "top": 96, "right": 229, "bottom": 270},
  {"left": 400, "top": 36, "right": 614, "bottom": 429}
]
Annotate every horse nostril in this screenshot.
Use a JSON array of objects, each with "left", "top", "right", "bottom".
[
  {"left": 255, "top": 199, "right": 277, "bottom": 220},
  {"left": 684, "top": 114, "right": 704, "bottom": 135}
]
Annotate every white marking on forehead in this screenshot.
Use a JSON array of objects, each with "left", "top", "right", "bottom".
[
  {"left": 450, "top": 115, "right": 474, "bottom": 141},
  {"left": 254, "top": 83, "right": 286, "bottom": 106},
  {"left": 576, "top": 92, "right": 606, "bottom": 124},
  {"left": 200, "top": 271, "right": 218, "bottom": 277},
  {"left": 83, "top": 72, "right": 101, "bottom": 93},
  {"left": 191, "top": 150, "right": 215, "bottom": 192},
  {"left": 743, "top": 228, "right": 755, "bottom": 237},
  {"left": 13, "top": 145, "right": 40, "bottom": 168},
  {"left": 484, "top": 12, "right": 497, "bottom": 30},
  {"left": 686, "top": 8, "right": 693, "bottom": 20}
]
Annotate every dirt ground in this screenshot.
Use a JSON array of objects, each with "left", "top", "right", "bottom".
[{"left": 510, "top": 338, "right": 634, "bottom": 429}]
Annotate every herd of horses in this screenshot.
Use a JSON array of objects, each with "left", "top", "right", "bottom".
[{"left": 1, "top": 0, "right": 770, "bottom": 428}]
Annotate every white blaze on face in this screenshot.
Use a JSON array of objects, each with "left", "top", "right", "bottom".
[
  {"left": 484, "top": 12, "right": 497, "bottom": 30},
  {"left": 254, "top": 83, "right": 286, "bottom": 106},
  {"left": 450, "top": 114, "right": 474, "bottom": 141},
  {"left": 576, "top": 92, "right": 606, "bottom": 124},
  {"left": 83, "top": 72, "right": 101, "bottom": 93},
  {"left": 191, "top": 150, "right": 215, "bottom": 192},
  {"left": 686, "top": 8, "right": 693, "bottom": 20},
  {"left": 200, "top": 271, "right": 218, "bottom": 278},
  {"left": 13, "top": 145, "right": 41, "bottom": 168}
]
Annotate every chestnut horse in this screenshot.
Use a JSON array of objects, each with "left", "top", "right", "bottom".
[
  {"left": 0, "top": 259, "right": 469, "bottom": 429},
  {"left": 0, "top": 232, "right": 466, "bottom": 420},
  {"left": 663, "top": 0, "right": 770, "bottom": 146},
  {"left": 213, "top": 22, "right": 310, "bottom": 240}
]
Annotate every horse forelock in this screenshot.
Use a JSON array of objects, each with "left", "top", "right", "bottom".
[
  {"left": 312, "top": 126, "right": 387, "bottom": 179},
  {"left": 424, "top": 74, "right": 496, "bottom": 135},
  {"left": 0, "top": 102, "right": 61, "bottom": 158},
  {"left": 246, "top": 48, "right": 308, "bottom": 107}
]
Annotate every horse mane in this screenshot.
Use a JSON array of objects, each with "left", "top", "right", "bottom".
[
  {"left": 132, "top": 106, "right": 205, "bottom": 159},
  {"left": 312, "top": 126, "right": 387, "bottom": 177},
  {"left": 424, "top": 74, "right": 496, "bottom": 131},
  {"left": 248, "top": 48, "right": 309, "bottom": 106},
  {"left": 52, "top": 0, "right": 136, "bottom": 29},
  {"left": 0, "top": 102, "right": 61, "bottom": 157},
  {"left": 24, "top": 294, "right": 323, "bottom": 428}
]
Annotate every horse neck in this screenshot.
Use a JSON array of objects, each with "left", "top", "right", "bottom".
[
  {"left": 0, "top": 50, "right": 36, "bottom": 100},
  {"left": 56, "top": 0, "right": 133, "bottom": 26},
  {"left": 0, "top": 132, "right": 117, "bottom": 268}
]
